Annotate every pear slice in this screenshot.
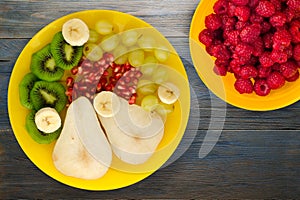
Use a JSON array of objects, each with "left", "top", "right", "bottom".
[
  {"left": 97, "top": 94, "right": 164, "bottom": 165},
  {"left": 52, "top": 97, "right": 112, "bottom": 180}
]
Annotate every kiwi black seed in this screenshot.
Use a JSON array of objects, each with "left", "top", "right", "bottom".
[
  {"left": 25, "top": 110, "right": 61, "bottom": 144},
  {"left": 19, "top": 73, "right": 39, "bottom": 109},
  {"left": 30, "top": 44, "right": 65, "bottom": 82},
  {"left": 50, "top": 32, "right": 83, "bottom": 70},
  {"left": 30, "top": 81, "right": 67, "bottom": 113}
]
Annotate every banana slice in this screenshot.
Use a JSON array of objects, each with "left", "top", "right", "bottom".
[
  {"left": 157, "top": 82, "right": 180, "bottom": 104},
  {"left": 62, "top": 18, "right": 89, "bottom": 46},
  {"left": 35, "top": 107, "right": 61, "bottom": 133},
  {"left": 93, "top": 91, "right": 121, "bottom": 118}
]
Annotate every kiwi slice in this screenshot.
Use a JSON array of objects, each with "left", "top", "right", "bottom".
[
  {"left": 30, "top": 81, "right": 67, "bottom": 113},
  {"left": 19, "top": 73, "right": 39, "bottom": 109},
  {"left": 25, "top": 110, "right": 61, "bottom": 144},
  {"left": 50, "top": 32, "right": 83, "bottom": 70},
  {"left": 30, "top": 44, "right": 64, "bottom": 82}
]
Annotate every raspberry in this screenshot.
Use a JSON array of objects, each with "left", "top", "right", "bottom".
[
  {"left": 272, "top": 29, "right": 292, "bottom": 50},
  {"left": 250, "top": 14, "right": 264, "bottom": 24},
  {"left": 233, "top": 43, "right": 253, "bottom": 64},
  {"left": 240, "top": 24, "right": 261, "bottom": 43},
  {"left": 285, "top": 44, "right": 293, "bottom": 59},
  {"left": 280, "top": 61, "right": 298, "bottom": 78},
  {"left": 252, "top": 38, "right": 264, "bottom": 57},
  {"left": 235, "top": 21, "right": 250, "bottom": 30},
  {"left": 213, "top": 0, "right": 229, "bottom": 14},
  {"left": 270, "top": 49, "right": 288, "bottom": 64},
  {"left": 255, "top": 1, "right": 276, "bottom": 17},
  {"left": 263, "top": 33, "right": 273, "bottom": 49},
  {"left": 259, "top": 52, "right": 275, "bottom": 67},
  {"left": 198, "top": 29, "right": 214, "bottom": 47},
  {"left": 293, "top": 44, "right": 300, "bottom": 61},
  {"left": 272, "top": 63, "right": 281, "bottom": 71},
  {"left": 210, "top": 43, "right": 231, "bottom": 60},
  {"left": 230, "top": 0, "right": 249, "bottom": 6},
  {"left": 258, "top": 65, "right": 272, "bottom": 78},
  {"left": 270, "top": 12, "right": 287, "bottom": 27},
  {"left": 254, "top": 79, "right": 271, "bottom": 96},
  {"left": 215, "top": 58, "right": 230, "bottom": 67},
  {"left": 270, "top": 0, "right": 282, "bottom": 11},
  {"left": 229, "top": 59, "right": 243, "bottom": 74},
  {"left": 206, "top": 40, "right": 222, "bottom": 56},
  {"left": 220, "top": 15, "right": 237, "bottom": 31},
  {"left": 247, "top": 56, "right": 259, "bottom": 66},
  {"left": 234, "top": 78, "right": 254, "bottom": 94},
  {"left": 213, "top": 65, "right": 227, "bottom": 76},
  {"left": 289, "top": 20, "right": 300, "bottom": 43},
  {"left": 287, "top": 0, "right": 300, "bottom": 11},
  {"left": 239, "top": 65, "right": 258, "bottom": 79},
  {"left": 205, "top": 14, "right": 222, "bottom": 30},
  {"left": 234, "top": 6, "right": 251, "bottom": 22},
  {"left": 284, "top": 8, "right": 295, "bottom": 22},
  {"left": 267, "top": 71, "right": 286, "bottom": 89},
  {"left": 224, "top": 30, "right": 240, "bottom": 46},
  {"left": 286, "top": 71, "right": 300, "bottom": 82},
  {"left": 249, "top": 0, "right": 260, "bottom": 8},
  {"left": 260, "top": 21, "right": 272, "bottom": 34},
  {"left": 227, "top": 2, "right": 237, "bottom": 17}
]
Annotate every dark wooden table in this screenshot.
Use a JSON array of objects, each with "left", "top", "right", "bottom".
[{"left": 1, "top": 0, "right": 300, "bottom": 199}]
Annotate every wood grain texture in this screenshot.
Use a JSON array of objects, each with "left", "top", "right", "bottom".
[{"left": 1, "top": 0, "right": 300, "bottom": 199}]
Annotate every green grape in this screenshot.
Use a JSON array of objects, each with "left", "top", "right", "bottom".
[
  {"left": 137, "top": 79, "right": 158, "bottom": 95},
  {"left": 152, "top": 67, "right": 168, "bottom": 84},
  {"left": 141, "top": 95, "right": 159, "bottom": 112},
  {"left": 128, "top": 49, "right": 145, "bottom": 67},
  {"left": 154, "top": 102, "right": 174, "bottom": 121},
  {"left": 121, "top": 30, "right": 139, "bottom": 47},
  {"left": 83, "top": 43, "right": 103, "bottom": 62},
  {"left": 95, "top": 20, "right": 114, "bottom": 35},
  {"left": 100, "top": 34, "right": 120, "bottom": 52},
  {"left": 137, "top": 35, "right": 156, "bottom": 52},
  {"left": 154, "top": 45, "right": 170, "bottom": 62},
  {"left": 139, "top": 56, "right": 158, "bottom": 77},
  {"left": 88, "top": 29, "right": 100, "bottom": 43},
  {"left": 113, "top": 45, "right": 128, "bottom": 64}
]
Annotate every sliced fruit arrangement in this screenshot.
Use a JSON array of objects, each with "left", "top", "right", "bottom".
[
  {"left": 19, "top": 17, "right": 182, "bottom": 179},
  {"left": 198, "top": 0, "right": 300, "bottom": 96}
]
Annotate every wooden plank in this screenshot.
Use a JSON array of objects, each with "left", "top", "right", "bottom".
[
  {"left": 0, "top": 0, "right": 198, "bottom": 38},
  {"left": 1, "top": 130, "right": 299, "bottom": 199}
]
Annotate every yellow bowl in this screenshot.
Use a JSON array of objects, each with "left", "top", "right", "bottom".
[
  {"left": 8, "top": 10, "right": 190, "bottom": 190},
  {"left": 189, "top": 1, "right": 300, "bottom": 111}
]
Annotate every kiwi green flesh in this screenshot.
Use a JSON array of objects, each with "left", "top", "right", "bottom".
[
  {"left": 50, "top": 32, "right": 83, "bottom": 70},
  {"left": 30, "top": 44, "right": 64, "bottom": 82},
  {"left": 19, "top": 73, "right": 39, "bottom": 109},
  {"left": 30, "top": 81, "right": 67, "bottom": 113},
  {"left": 25, "top": 110, "right": 61, "bottom": 144}
]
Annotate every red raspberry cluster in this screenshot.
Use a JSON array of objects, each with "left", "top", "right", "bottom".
[{"left": 199, "top": 0, "right": 300, "bottom": 96}]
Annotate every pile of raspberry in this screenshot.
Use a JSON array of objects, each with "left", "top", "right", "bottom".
[{"left": 198, "top": 0, "right": 300, "bottom": 96}]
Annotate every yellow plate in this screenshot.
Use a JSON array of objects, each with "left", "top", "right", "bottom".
[
  {"left": 190, "top": 1, "right": 300, "bottom": 111},
  {"left": 8, "top": 10, "right": 190, "bottom": 190}
]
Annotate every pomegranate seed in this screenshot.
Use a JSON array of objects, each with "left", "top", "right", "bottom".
[
  {"left": 114, "top": 72, "right": 123, "bottom": 80},
  {"left": 100, "top": 77, "right": 107, "bottom": 86},
  {"left": 135, "top": 70, "right": 143, "bottom": 78},
  {"left": 132, "top": 77, "right": 139, "bottom": 85},
  {"left": 128, "top": 93, "right": 137, "bottom": 104},
  {"left": 82, "top": 60, "right": 93, "bottom": 68},
  {"left": 66, "top": 77, "right": 74, "bottom": 87},
  {"left": 109, "top": 77, "right": 117, "bottom": 83},
  {"left": 103, "top": 70, "right": 109, "bottom": 77},
  {"left": 68, "top": 95, "right": 72, "bottom": 103},
  {"left": 113, "top": 66, "right": 122, "bottom": 73},
  {"left": 98, "top": 58, "right": 106, "bottom": 66},
  {"left": 77, "top": 66, "right": 83, "bottom": 75},
  {"left": 124, "top": 76, "right": 131, "bottom": 83},
  {"left": 105, "top": 83, "right": 114, "bottom": 91},
  {"left": 73, "top": 82, "right": 79, "bottom": 90},
  {"left": 85, "top": 92, "right": 91, "bottom": 98},
  {"left": 71, "top": 66, "right": 79, "bottom": 75},
  {"left": 116, "top": 85, "right": 126, "bottom": 91},
  {"left": 65, "top": 87, "right": 73, "bottom": 96},
  {"left": 90, "top": 87, "right": 96, "bottom": 94},
  {"left": 104, "top": 53, "right": 114, "bottom": 64},
  {"left": 118, "top": 79, "right": 126, "bottom": 86},
  {"left": 122, "top": 90, "right": 131, "bottom": 97},
  {"left": 79, "top": 85, "right": 87, "bottom": 91},
  {"left": 96, "top": 82, "right": 102, "bottom": 92},
  {"left": 128, "top": 86, "right": 136, "bottom": 94},
  {"left": 123, "top": 62, "right": 131, "bottom": 71}
]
